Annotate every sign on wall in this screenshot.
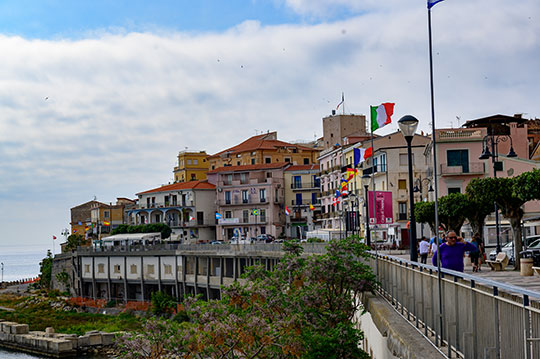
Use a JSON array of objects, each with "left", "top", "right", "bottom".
[{"left": 368, "top": 191, "right": 393, "bottom": 225}]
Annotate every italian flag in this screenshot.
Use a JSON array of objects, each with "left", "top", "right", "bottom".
[{"left": 370, "top": 103, "right": 395, "bottom": 132}]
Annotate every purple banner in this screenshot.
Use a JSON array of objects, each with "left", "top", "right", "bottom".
[{"left": 368, "top": 191, "right": 393, "bottom": 225}]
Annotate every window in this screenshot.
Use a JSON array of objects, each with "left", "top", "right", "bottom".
[
  {"left": 84, "top": 264, "right": 90, "bottom": 273},
  {"left": 193, "top": 159, "right": 198, "bottom": 165},
  {"left": 260, "top": 209, "right": 266, "bottom": 222},
  {"left": 187, "top": 159, "right": 192, "bottom": 165},
  {"left": 260, "top": 226, "right": 266, "bottom": 234},
  {"left": 284, "top": 157, "right": 291, "bottom": 163},
  {"left": 447, "top": 149, "right": 469, "bottom": 173},
  {"left": 242, "top": 190, "right": 249, "bottom": 203},
  {"left": 225, "top": 211, "right": 232, "bottom": 219},
  {"left": 398, "top": 202, "right": 407, "bottom": 221},
  {"left": 265, "top": 157, "right": 272, "bottom": 164},
  {"left": 398, "top": 179, "right": 407, "bottom": 190},
  {"left": 259, "top": 188, "right": 267, "bottom": 202},
  {"left": 180, "top": 160, "right": 184, "bottom": 167},
  {"left": 191, "top": 174, "right": 196, "bottom": 180},
  {"left": 237, "top": 161, "right": 241, "bottom": 166},
  {"left": 448, "top": 187, "right": 461, "bottom": 194},
  {"left": 243, "top": 210, "right": 249, "bottom": 223},
  {"left": 378, "top": 153, "right": 387, "bottom": 172},
  {"left": 251, "top": 151, "right": 256, "bottom": 156},
  {"left": 197, "top": 211, "right": 204, "bottom": 225},
  {"left": 240, "top": 173, "right": 247, "bottom": 184},
  {"left": 130, "top": 264, "right": 137, "bottom": 274},
  {"left": 226, "top": 174, "right": 232, "bottom": 185},
  {"left": 104, "top": 211, "right": 109, "bottom": 218},
  {"left": 304, "top": 158, "right": 309, "bottom": 164},
  {"left": 251, "top": 158, "right": 255, "bottom": 165},
  {"left": 97, "top": 263, "right": 105, "bottom": 274},
  {"left": 312, "top": 192, "right": 318, "bottom": 204},
  {"left": 172, "top": 195, "right": 177, "bottom": 205},
  {"left": 399, "top": 153, "right": 414, "bottom": 166},
  {"left": 296, "top": 193, "right": 303, "bottom": 205},
  {"left": 225, "top": 191, "right": 231, "bottom": 204},
  {"left": 236, "top": 154, "right": 241, "bottom": 158},
  {"left": 164, "top": 265, "right": 172, "bottom": 275},
  {"left": 147, "top": 265, "right": 155, "bottom": 275},
  {"left": 113, "top": 265, "right": 121, "bottom": 274}
]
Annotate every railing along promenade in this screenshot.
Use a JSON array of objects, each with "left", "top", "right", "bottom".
[{"left": 372, "top": 252, "right": 540, "bottom": 359}]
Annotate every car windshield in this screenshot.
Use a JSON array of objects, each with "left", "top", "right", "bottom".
[{"left": 527, "top": 239, "right": 540, "bottom": 248}]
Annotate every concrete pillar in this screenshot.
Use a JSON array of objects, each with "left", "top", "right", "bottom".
[
  {"left": 107, "top": 256, "right": 111, "bottom": 302},
  {"left": 206, "top": 257, "right": 210, "bottom": 300},
  {"left": 175, "top": 255, "right": 180, "bottom": 300},
  {"left": 123, "top": 256, "right": 128, "bottom": 303},
  {"left": 91, "top": 257, "right": 96, "bottom": 300},
  {"left": 140, "top": 256, "right": 145, "bottom": 301},
  {"left": 158, "top": 256, "right": 162, "bottom": 292}
]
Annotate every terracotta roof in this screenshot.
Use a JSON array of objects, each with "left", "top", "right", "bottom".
[
  {"left": 137, "top": 180, "right": 215, "bottom": 195},
  {"left": 207, "top": 162, "right": 290, "bottom": 174},
  {"left": 285, "top": 164, "right": 319, "bottom": 171},
  {"left": 209, "top": 133, "right": 315, "bottom": 159}
]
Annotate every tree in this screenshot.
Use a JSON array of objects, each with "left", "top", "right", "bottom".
[
  {"left": 465, "top": 178, "right": 498, "bottom": 240},
  {"left": 119, "top": 237, "right": 376, "bottom": 358},
  {"left": 64, "top": 234, "right": 89, "bottom": 252},
  {"left": 438, "top": 193, "right": 470, "bottom": 234},
  {"left": 415, "top": 201, "right": 436, "bottom": 234},
  {"left": 39, "top": 250, "right": 53, "bottom": 289}
]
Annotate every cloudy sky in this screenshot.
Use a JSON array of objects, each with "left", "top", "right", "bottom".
[{"left": 0, "top": 0, "right": 538, "bottom": 253}]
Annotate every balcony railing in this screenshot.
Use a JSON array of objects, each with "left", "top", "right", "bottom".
[
  {"left": 290, "top": 181, "right": 320, "bottom": 190},
  {"left": 139, "top": 201, "right": 194, "bottom": 209},
  {"left": 218, "top": 198, "right": 269, "bottom": 206},
  {"left": 440, "top": 162, "right": 485, "bottom": 175}
]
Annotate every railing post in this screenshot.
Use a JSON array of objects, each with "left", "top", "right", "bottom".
[
  {"left": 523, "top": 295, "right": 531, "bottom": 359},
  {"left": 494, "top": 286, "right": 501, "bottom": 359}
]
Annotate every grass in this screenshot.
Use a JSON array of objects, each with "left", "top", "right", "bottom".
[{"left": 0, "top": 294, "right": 142, "bottom": 335}]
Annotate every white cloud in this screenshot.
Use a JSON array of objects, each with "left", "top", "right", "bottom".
[{"left": 0, "top": 0, "right": 539, "bottom": 247}]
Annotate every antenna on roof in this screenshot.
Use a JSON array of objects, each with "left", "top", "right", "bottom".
[{"left": 456, "top": 116, "right": 461, "bottom": 127}]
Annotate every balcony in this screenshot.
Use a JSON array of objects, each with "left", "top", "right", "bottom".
[
  {"left": 440, "top": 162, "right": 485, "bottom": 176},
  {"left": 218, "top": 198, "right": 269, "bottom": 206},
  {"left": 138, "top": 201, "right": 194, "bottom": 210},
  {"left": 436, "top": 128, "right": 484, "bottom": 142},
  {"left": 218, "top": 217, "right": 268, "bottom": 225},
  {"left": 290, "top": 181, "right": 320, "bottom": 190}
]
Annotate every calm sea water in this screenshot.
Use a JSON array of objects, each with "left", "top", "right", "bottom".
[
  {"left": 0, "top": 245, "right": 49, "bottom": 282},
  {"left": 0, "top": 347, "right": 47, "bottom": 358}
]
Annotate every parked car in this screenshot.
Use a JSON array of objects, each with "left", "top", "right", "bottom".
[
  {"left": 489, "top": 236, "right": 540, "bottom": 265},
  {"left": 256, "top": 234, "right": 275, "bottom": 243},
  {"left": 518, "top": 237, "right": 540, "bottom": 266}
]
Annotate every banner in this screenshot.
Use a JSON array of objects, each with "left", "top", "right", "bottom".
[{"left": 368, "top": 191, "right": 393, "bottom": 225}]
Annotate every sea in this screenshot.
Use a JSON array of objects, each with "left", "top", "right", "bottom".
[
  {"left": 0, "top": 245, "right": 48, "bottom": 283},
  {"left": 0, "top": 246, "right": 107, "bottom": 358}
]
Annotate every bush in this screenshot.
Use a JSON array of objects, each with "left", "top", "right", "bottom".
[{"left": 150, "top": 291, "right": 176, "bottom": 316}]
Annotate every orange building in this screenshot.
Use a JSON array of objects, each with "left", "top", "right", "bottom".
[{"left": 208, "top": 131, "right": 320, "bottom": 170}]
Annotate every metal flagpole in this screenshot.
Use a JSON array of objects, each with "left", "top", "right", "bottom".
[
  {"left": 369, "top": 115, "right": 378, "bottom": 276},
  {"left": 428, "top": 5, "right": 444, "bottom": 346}
]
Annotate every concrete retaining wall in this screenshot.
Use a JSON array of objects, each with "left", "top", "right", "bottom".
[{"left": 0, "top": 319, "right": 114, "bottom": 358}]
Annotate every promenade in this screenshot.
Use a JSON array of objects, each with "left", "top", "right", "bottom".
[{"left": 388, "top": 250, "right": 540, "bottom": 295}]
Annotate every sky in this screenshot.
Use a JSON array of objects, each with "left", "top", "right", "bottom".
[{"left": 0, "top": 0, "right": 539, "bottom": 254}]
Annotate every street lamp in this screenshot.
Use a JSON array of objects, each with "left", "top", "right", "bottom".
[
  {"left": 361, "top": 173, "right": 372, "bottom": 246},
  {"left": 413, "top": 177, "right": 434, "bottom": 200},
  {"left": 1, "top": 262, "right": 3, "bottom": 284},
  {"left": 479, "top": 133, "right": 517, "bottom": 253},
  {"left": 398, "top": 115, "right": 420, "bottom": 262}
]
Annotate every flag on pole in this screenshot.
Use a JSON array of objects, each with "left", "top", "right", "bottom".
[
  {"left": 364, "top": 147, "right": 374, "bottom": 159},
  {"left": 189, "top": 215, "right": 195, "bottom": 221},
  {"left": 336, "top": 92, "right": 344, "bottom": 111},
  {"left": 332, "top": 196, "right": 341, "bottom": 206},
  {"left": 309, "top": 203, "right": 315, "bottom": 211},
  {"left": 428, "top": 0, "right": 445, "bottom": 9},
  {"left": 370, "top": 103, "right": 395, "bottom": 131},
  {"left": 216, "top": 212, "right": 222, "bottom": 220},
  {"left": 345, "top": 168, "right": 358, "bottom": 182},
  {"left": 52, "top": 235, "right": 57, "bottom": 240},
  {"left": 85, "top": 225, "right": 89, "bottom": 232},
  {"left": 285, "top": 206, "right": 291, "bottom": 216},
  {"left": 78, "top": 221, "right": 82, "bottom": 225},
  {"left": 353, "top": 148, "right": 366, "bottom": 167},
  {"left": 103, "top": 221, "right": 110, "bottom": 226},
  {"left": 73, "top": 229, "right": 77, "bottom": 233}
]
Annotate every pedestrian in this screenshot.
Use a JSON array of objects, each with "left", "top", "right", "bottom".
[
  {"left": 419, "top": 236, "right": 430, "bottom": 264},
  {"left": 432, "top": 231, "right": 478, "bottom": 272},
  {"left": 471, "top": 233, "right": 484, "bottom": 272}
]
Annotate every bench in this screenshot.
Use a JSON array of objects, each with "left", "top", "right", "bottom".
[
  {"left": 533, "top": 266, "right": 540, "bottom": 276},
  {"left": 485, "top": 252, "right": 509, "bottom": 271}
]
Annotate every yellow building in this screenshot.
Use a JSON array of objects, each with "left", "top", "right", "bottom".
[
  {"left": 208, "top": 132, "right": 320, "bottom": 170},
  {"left": 173, "top": 151, "right": 210, "bottom": 183}
]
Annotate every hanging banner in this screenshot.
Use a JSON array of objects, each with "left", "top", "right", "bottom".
[{"left": 368, "top": 191, "right": 393, "bottom": 225}]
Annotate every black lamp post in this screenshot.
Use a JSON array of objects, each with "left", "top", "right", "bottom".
[
  {"left": 398, "top": 115, "right": 420, "bottom": 262},
  {"left": 361, "top": 173, "right": 372, "bottom": 246},
  {"left": 479, "top": 133, "right": 517, "bottom": 253}
]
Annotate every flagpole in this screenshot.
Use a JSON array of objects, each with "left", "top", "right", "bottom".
[
  {"left": 369, "top": 116, "right": 378, "bottom": 276},
  {"left": 428, "top": 5, "right": 444, "bottom": 347}
]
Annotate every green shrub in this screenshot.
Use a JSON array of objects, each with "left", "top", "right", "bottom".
[{"left": 150, "top": 291, "right": 176, "bottom": 316}]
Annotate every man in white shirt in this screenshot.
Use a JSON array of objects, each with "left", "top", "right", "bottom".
[{"left": 419, "top": 236, "right": 430, "bottom": 264}]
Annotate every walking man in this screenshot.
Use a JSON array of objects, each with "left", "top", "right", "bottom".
[
  {"left": 419, "top": 236, "right": 430, "bottom": 264},
  {"left": 432, "top": 231, "right": 477, "bottom": 272}
]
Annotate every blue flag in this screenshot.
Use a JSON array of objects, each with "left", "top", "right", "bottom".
[
  {"left": 428, "top": 0, "right": 445, "bottom": 9},
  {"left": 216, "top": 212, "right": 222, "bottom": 219}
]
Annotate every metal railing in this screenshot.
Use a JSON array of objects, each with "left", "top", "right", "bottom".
[{"left": 370, "top": 253, "right": 540, "bottom": 359}]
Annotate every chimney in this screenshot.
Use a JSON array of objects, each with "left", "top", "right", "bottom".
[{"left": 514, "top": 113, "right": 523, "bottom": 119}]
